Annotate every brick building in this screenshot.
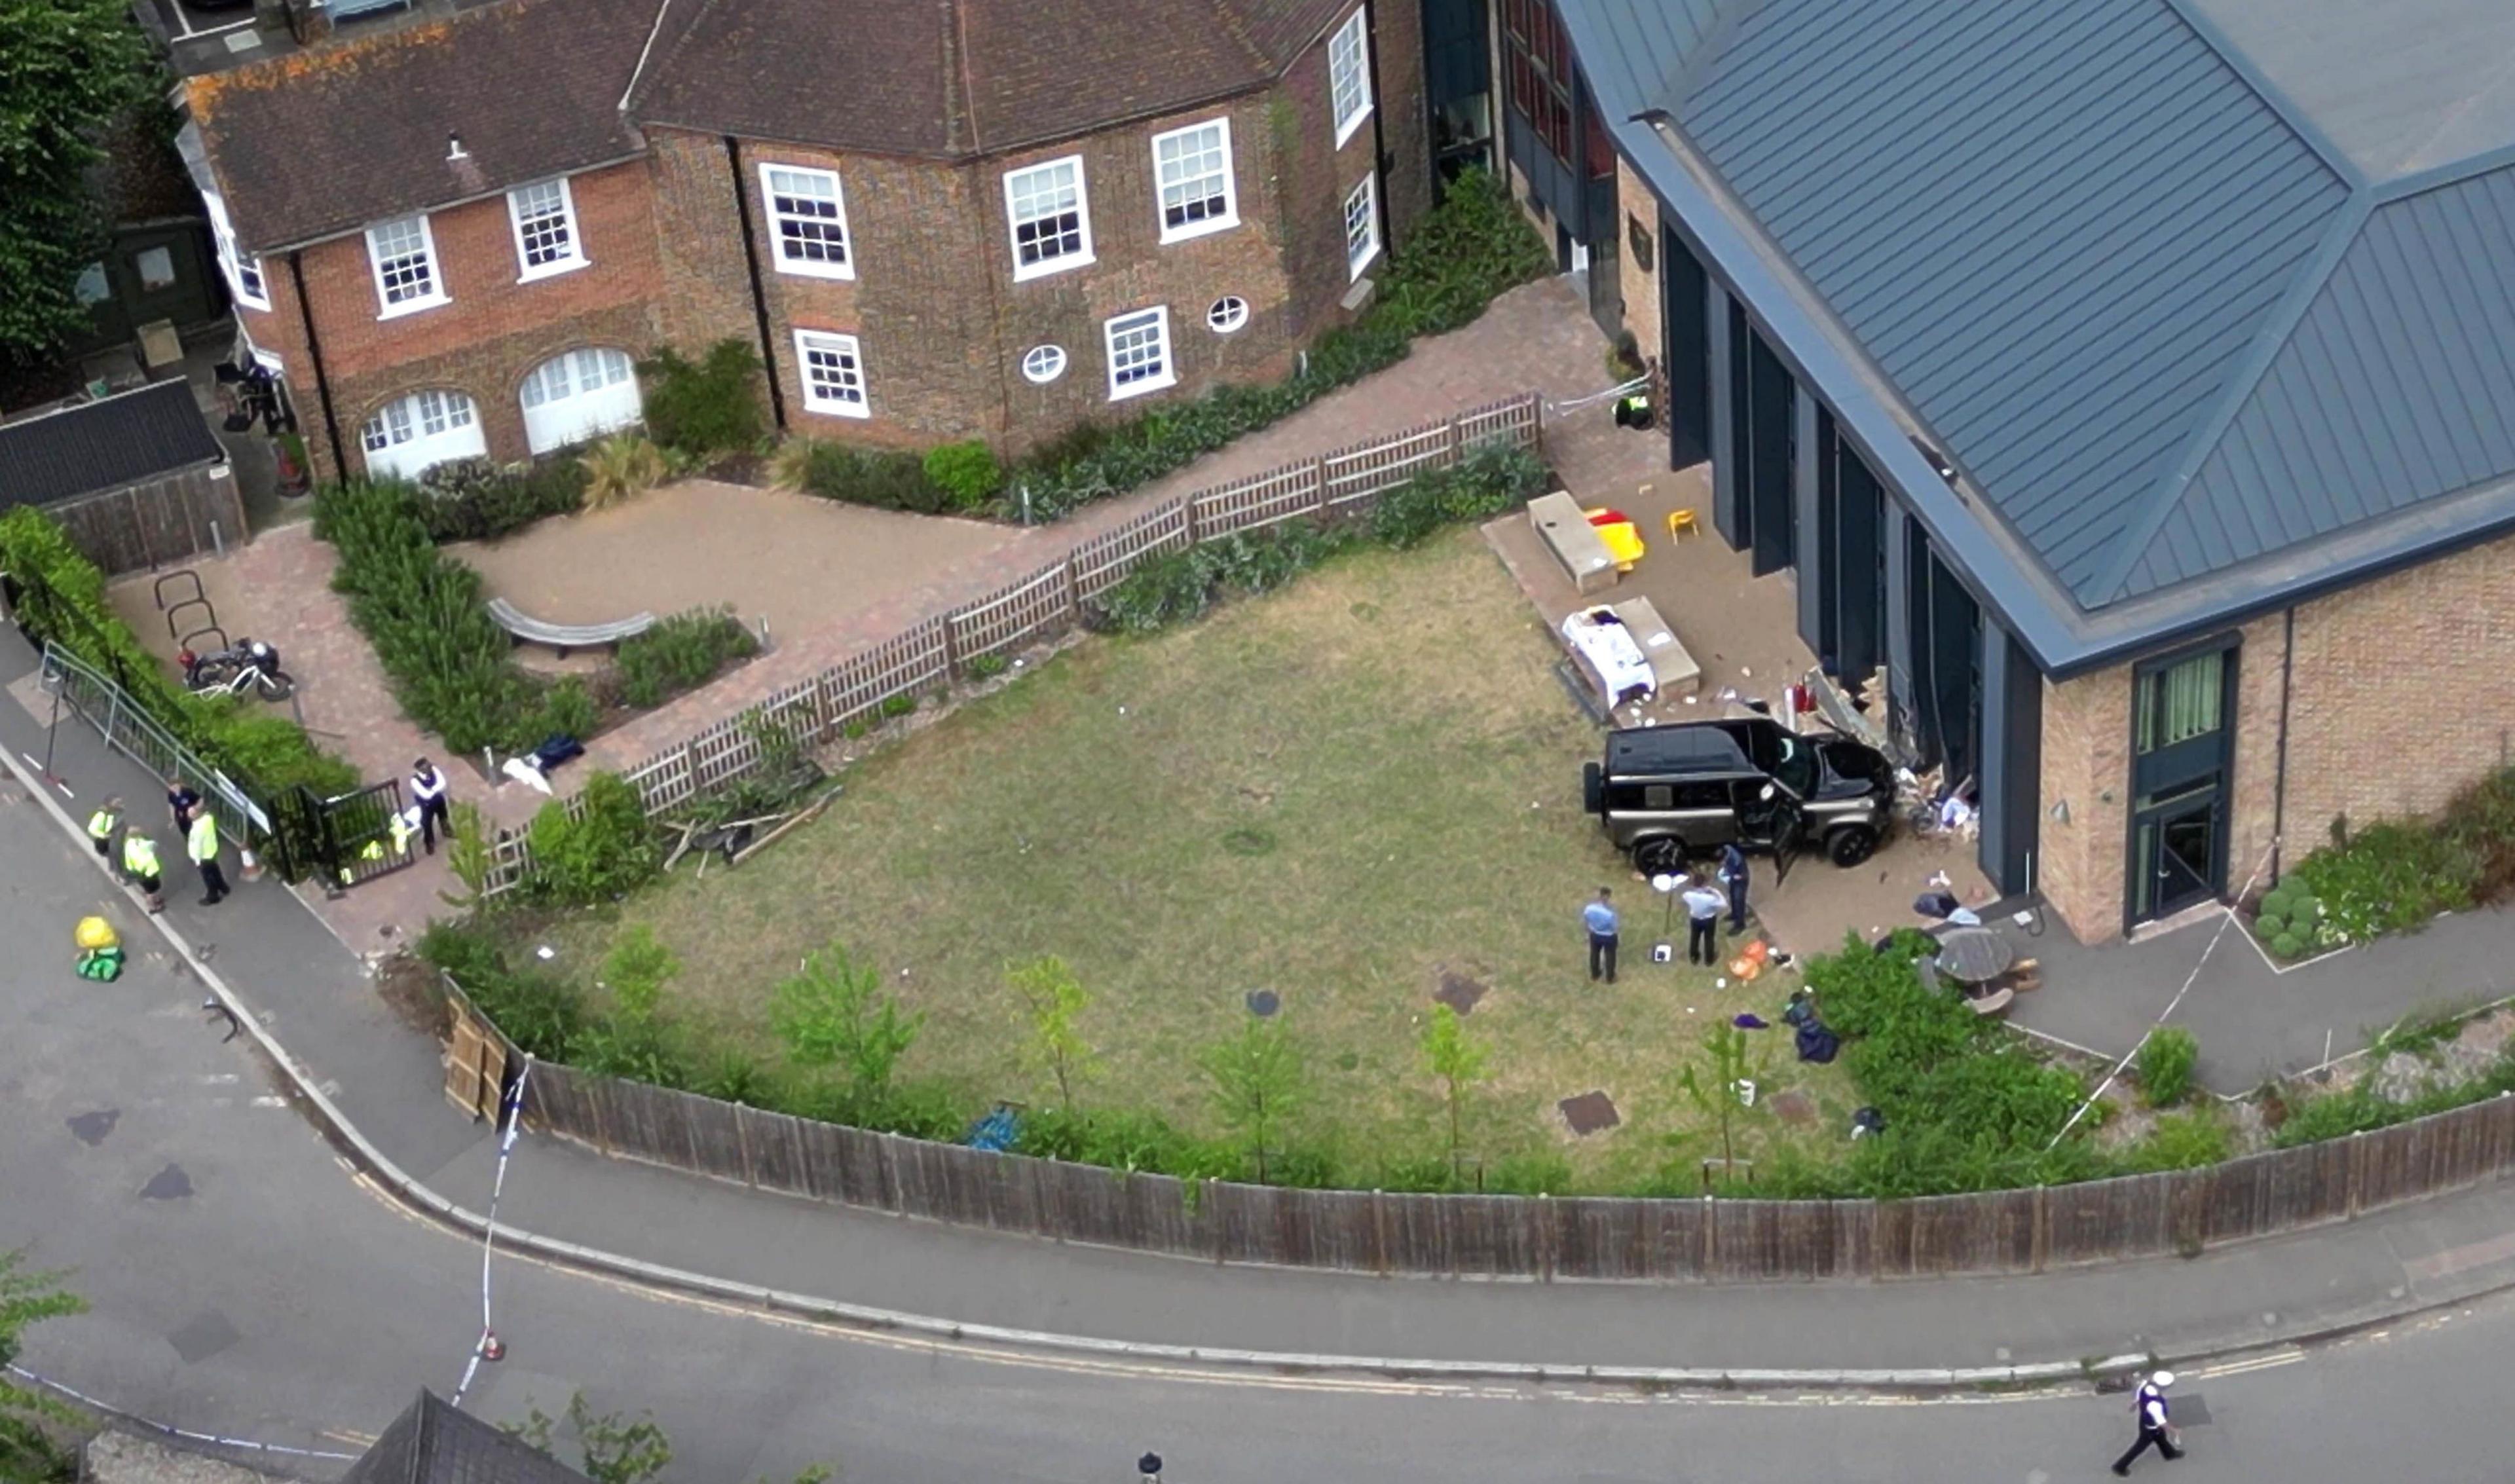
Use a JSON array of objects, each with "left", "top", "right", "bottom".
[
  {"left": 1517, "top": 0, "right": 2515, "bottom": 942},
  {"left": 177, "top": 0, "right": 1432, "bottom": 483}
]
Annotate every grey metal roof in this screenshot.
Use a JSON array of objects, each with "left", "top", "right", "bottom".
[
  {"left": 2126, "top": 164, "right": 2515, "bottom": 598},
  {"left": 0, "top": 382, "right": 223, "bottom": 511},
  {"left": 1669, "top": 0, "right": 2351, "bottom": 606},
  {"left": 341, "top": 1392, "right": 592, "bottom": 1484},
  {"left": 2184, "top": 0, "right": 2515, "bottom": 183},
  {"left": 1557, "top": 0, "right": 2515, "bottom": 670}
]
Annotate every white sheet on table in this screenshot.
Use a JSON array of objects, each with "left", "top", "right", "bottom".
[{"left": 1561, "top": 607, "right": 1654, "bottom": 704}]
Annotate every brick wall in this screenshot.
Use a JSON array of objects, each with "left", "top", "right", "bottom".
[
  {"left": 253, "top": 159, "right": 666, "bottom": 479},
  {"left": 2038, "top": 529, "right": 2515, "bottom": 942},
  {"left": 1616, "top": 157, "right": 1662, "bottom": 366},
  {"left": 1368, "top": 0, "right": 1433, "bottom": 242}
]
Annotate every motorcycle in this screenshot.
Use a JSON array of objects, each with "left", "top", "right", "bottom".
[{"left": 180, "top": 637, "right": 295, "bottom": 703}]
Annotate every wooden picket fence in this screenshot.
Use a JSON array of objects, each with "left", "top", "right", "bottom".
[
  {"left": 439, "top": 965, "right": 2515, "bottom": 1280},
  {"left": 480, "top": 394, "right": 1542, "bottom": 893}
]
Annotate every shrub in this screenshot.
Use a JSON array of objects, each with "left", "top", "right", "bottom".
[
  {"left": 579, "top": 434, "right": 672, "bottom": 511},
  {"left": 1365, "top": 440, "right": 1547, "bottom": 547},
  {"left": 2118, "top": 1111, "right": 2231, "bottom": 1173},
  {"left": 0, "top": 508, "right": 358, "bottom": 812},
  {"left": 1091, "top": 523, "right": 1347, "bottom": 635},
  {"left": 415, "top": 921, "right": 586, "bottom": 1060},
  {"left": 612, "top": 606, "right": 757, "bottom": 709},
  {"left": 413, "top": 456, "right": 586, "bottom": 543},
  {"left": 921, "top": 441, "right": 1003, "bottom": 511},
  {"left": 526, "top": 771, "right": 657, "bottom": 904},
  {"left": 783, "top": 438, "right": 958, "bottom": 513},
  {"left": 2137, "top": 1026, "right": 2199, "bottom": 1106},
  {"left": 965, "top": 652, "right": 1011, "bottom": 680},
  {"left": 637, "top": 340, "right": 764, "bottom": 460},
  {"left": 2292, "top": 819, "right": 2476, "bottom": 944},
  {"left": 2272, "top": 931, "right": 2305, "bottom": 959}
]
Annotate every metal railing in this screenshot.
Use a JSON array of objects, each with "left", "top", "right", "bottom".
[{"left": 37, "top": 640, "right": 270, "bottom": 842}]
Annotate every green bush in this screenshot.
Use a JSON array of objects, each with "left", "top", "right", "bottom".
[
  {"left": 2252, "top": 909, "right": 2286, "bottom": 942},
  {"left": 413, "top": 457, "right": 586, "bottom": 543},
  {"left": 637, "top": 339, "right": 764, "bottom": 461},
  {"left": 2272, "top": 931, "right": 2305, "bottom": 959},
  {"left": 533, "top": 676, "right": 601, "bottom": 743},
  {"left": 2293, "top": 819, "right": 2476, "bottom": 944},
  {"left": 525, "top": 771, "right": 657, "bottom": 905},
  {"left": 1092, "top": 523, "right": 1348, "bottom": 634},
  {"left": 964, "top": 652, "right": 1012, "bottom": 680},
  {"left": 1007, "top": 169, "right": 1547, "bottom": 523},
  {"left": 1366, "top": 440, "right": 1548, "bottom": 547},
  {"left": 612, "top": 606, "right": 758, "bottom": 709},
  {"left": 791, "top": 440, "right": 958, "bottom": 513},
  {"left": 2117, "top": 1111, "right": 2231, "bottom": 1173},
  {"left": 921, "top": 441, "right": 1003, "bottom": 510},
  {"left": 415, "top": 921, "right": 587, "bottom": 1061},
  {"left": 2137, "top": 1026, "right": 2199, "bottom": 1106},
  {"left": 2271, "top": 1054, "right": 2515, "bottom": 1147},
  {"left": 0, "top": 507, "right": 357, "bottom": 809}
]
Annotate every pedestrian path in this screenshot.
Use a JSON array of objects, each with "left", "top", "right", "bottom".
[{"left": 11, "top": 549, "right": 2515, "bottom": 1384}]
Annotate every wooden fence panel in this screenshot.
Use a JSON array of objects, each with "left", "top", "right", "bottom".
[
  {"left": 1550, "top": 1196, "right": 1707, "bottom": 1280},
  {"left": 50, "top": 466, "right": 244, "bottom": 576},
  {"left": 1034, "top": 1160, "right": 1121, "bottom": 1246},
  {"left": 1205, "top": 1181, "right": 1283, "bottom": 1265},
  {"left": 1322, "top": 422, "right": 1455, "bottom": 508},
  {"left": 948, "top": 562, "right": 1074, "bottom": 663},
  {"left": 1897, "top": 1190, "right": 2034, "bottom": 1277},
  {"left": 1377, "top": 1192, "right": 1458, "bottom": 1274},
  {"left": 824, "top": 617, "right": 954, "bottom": 730},
  {"left": 1071, "top": 500, "right": 1191, "bottom": 599},
  {"left": 1710, "top": 1199, "right": 1859, "bottom": 1281},
  {"left": 739, "top": 1105, "right": 809, "bottom": 1196},
  {"left": 1124, "top": 1173, "right": 1202, "bottom": 1257},
  {"left": 2045, "top": 1171, "right": 2179, "bottom": 1267},
  {"left": 1455, "top": 394, "right": 1542, "bottom": 451},
  {"left": 681, "top": 1092, "right": 751, "bottom": 1186},
  {"left": 1449, "top": 1195, "right": 1543, "bottom": 1277},
  {"left": 519, "top": 1062, "right": 596, "bottom": 1145},
  {"left": 1191, "top": 463, "right": 1326, "bottom": 538}
]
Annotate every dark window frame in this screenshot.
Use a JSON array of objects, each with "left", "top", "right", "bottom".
[{"left": 1502, "top": 0, "right": 1575, "bottom": 164}]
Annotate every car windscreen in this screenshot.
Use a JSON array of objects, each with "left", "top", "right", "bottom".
[{"left": 1768, "top": 731, "right": 1817, "bottom": 800}]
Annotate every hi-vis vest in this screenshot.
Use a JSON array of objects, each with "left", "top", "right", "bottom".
[
  {"left": 122, "top": 836, "right": 160, "bottom": 878},
  {"left": 188, "top": 813, "right": 219, "bottom": 863},
  {"left": 87, "top": 808, "right": 117, "bottom": 840}
]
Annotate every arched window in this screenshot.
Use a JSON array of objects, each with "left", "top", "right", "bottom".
[
  {"left": 360, "top": 389, "right": 484, "bottom": 480},
  {"left": 519, "top": 347, "right": 641, "bottom": 454}
]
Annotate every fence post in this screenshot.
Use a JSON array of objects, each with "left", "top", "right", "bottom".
[
  {"left": 876, "top": 1131, "right": 901, "bottom": 1212},
  {"left": 2345, "top": 1129, "right": 2367, "bottom": 1217},
  {"left": 1537, "top": 1192, "right": 1555, "bottom": 1282},
  {"left": 940, "top": 616, "right": 962, "bottom": 683},
  {"left": 734, "top": 1104, "right": 756, "bottom": 1187},
  {"left": 1371, "top": 1188, "right": 1391, "bottom": 1276},
  {"left": 1313, "top": 456, "right": 1332, "bottom": 516},
  {"left": 2030, "top": 1184, "right": 2050, "bottom": 1273},
  {"left": 1700, "top": 1194, "right": 1717, "bottom": 1273},
  {"left": 1531, "top": 392, "right": 1548, "bottom": 456},
  {"left": 1064, "top": 555, "right": 1083, "bottom": 620},
  {"left": 1030, "top": 1157, "right": 1058, "bottom": 1241},
  {"left": 1210, "top": 1179, "right": 1229, "bottom": 1266},
  {"left": 1183, "top": 495, "right": 1202, "bottom": 546}
]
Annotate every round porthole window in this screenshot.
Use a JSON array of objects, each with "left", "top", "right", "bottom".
[
  {"left": 1206, "top": 295, "right": 1249, "bottom": 334},
  {"left": 1021, "top": 344, "right": 1068, "bottom": 384}
]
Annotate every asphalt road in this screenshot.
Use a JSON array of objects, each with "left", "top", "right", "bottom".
[{"left": 3, "top": 783, "right": 2511, "bottom": 1483}]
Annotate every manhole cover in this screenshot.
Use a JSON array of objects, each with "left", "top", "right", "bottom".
[
  {"left": 1558, "top": 1090, "right": 1620, "bottom": 1136},
  {"left": 1432, "top": 968, "right": 1487, "bottom": 1016},
  {"left": 1768, "top": 1090, "right": 1815, "bottom": 1125},
  {"left": 1246, "top": 990, "right": 1280, "bottom": 1017}
]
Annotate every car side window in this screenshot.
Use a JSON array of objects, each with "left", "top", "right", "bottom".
[
  {"left": 1674, "top": 782, "right": 1730, "bottom": 810},
  {"left": 1605, "top": 781, "right": 1654, "bottom": 811},
  {"left": 1643, "top": 784, "right": 1674, "bottom": 809}
]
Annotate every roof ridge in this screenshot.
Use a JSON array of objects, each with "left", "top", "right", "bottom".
[
  {"left": 622, "top": 0, "right": 726, "bottom": 115},
  {"left": 1200, "top": 0, "right": 1275, "bottom": 78},
  {"left": 2154, "top": 0, "right": 2362, "bottom": 191},
  {"left": 2088, "top": 193, "right": 2375, "bottom": 606}
]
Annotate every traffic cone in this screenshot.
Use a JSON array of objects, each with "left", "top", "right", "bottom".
[
  {"left": 478, "top": 1331, "right": 506, "bottom": 1362},
  {"left": 239, "top": 847, "right": 264, "bottom": 883}
]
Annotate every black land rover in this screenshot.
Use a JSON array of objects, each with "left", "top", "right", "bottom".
[{"left": 1580, "top": 718, "right": 1894, "bottom": 877}]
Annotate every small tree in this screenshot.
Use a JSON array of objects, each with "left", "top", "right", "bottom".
[
  {"left": 0, "top": 0, "right": 154, "bottom": 360},
  {"left": 512, "top": 1396, "right": 671, "bottom": 1484},
  {"left": 1200, "top": 1016, "right": 1306, "bottom": 1184},
  {"left": 1007, "top": 955, "right": 1096, "bottom": 1112},
  {"left": 1673, "top": 1021, "right": 1770, "bottom": 1181},
  {"left": 438, "top": 800, "right": 495, "bottom": 910},
  {"left": 582, "top": 925, "right": 682, "bottom": 1083},
  {"left": 1, "top": 1252, "right": 85, "bottom": 1483},
  {"left": 771, "top": 945, "right": 922, "bottom": 1098},
  {"left": 1419, "top": 1004, "right": 1490, "bottom": 1183}
]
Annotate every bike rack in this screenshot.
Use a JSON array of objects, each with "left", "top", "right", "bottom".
[
  {"left": 177, "top": 625, "right": 231, "bottom": 659},
  {"left": 153, "top": 570, "right": 204, "bottom": 613},
  {"left": 166, "top": 600, "right": 217, "bottom": 647}
]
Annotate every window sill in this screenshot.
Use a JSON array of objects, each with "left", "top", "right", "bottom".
[
  {"left": 516, "top": 257, "right": 590, "bottom": 285},
  {"left": 1109, "top": 372, "right": 1176, "bottom": 403},
  {"left": 1158, "top": 215, "right": 1240, "bottom": 246},
  {"left": 1012, "top": 253, "right": 1095, "bottom": 284},
  {"left": 802, "top": 399, "right": 870, "bottom": 420},
  {"left": 1334, "top": 104, "right": 1374, "bottom": 150},
  {"left": 773, "top": 258, "right": 856, "bottom": 282},
  {"left": 1346, "top": 241, "right": 1382, "bottom": 283},
  {"left": 375, "top": 295, "right": 450, "bottom": 322}
]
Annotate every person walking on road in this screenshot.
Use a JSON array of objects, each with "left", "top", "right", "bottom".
[
  {"left": 1717, "top": 840, "right": 1751, "bottom": 934},
  {"left": 409, "top": 757, "right": 451, "bottom": 855},
  {"left": 122, "top": 831, "right": 165, "bottom": 915},
  {"left": 188, "top": 809, "right": 228, "bottom": 906},
  {"left": 2113, "top": 1371, "right": 2184, "bottom": 1474},
  {"left": 1582, "top": 887, "right": 1620, "bottom": 984},
  {"left": 1681, "top": 874, "right": 1726, "bottom": 966},
  {"left": 166, "top": 775, "right": 202, "bottom": 836},
  {"left": 86, "top": 796, "right": 122, "bottom": 861}
]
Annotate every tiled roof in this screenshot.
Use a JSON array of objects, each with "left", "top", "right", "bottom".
[
  {"left": 187, "top": 0, "right": 652, "bottom": 253},
  {"left": 630, "top": 0, "right": 1356, "bottom": 157},
  {"left": 0, "top": 382, "right": 224, "bottom": 511},
  {"left": 340, "top": 1391, "right": 592, "bottom": 1484}
]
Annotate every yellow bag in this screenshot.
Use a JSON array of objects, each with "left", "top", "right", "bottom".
[{"left": 75, "top": 916, "right": 119, "bottom": 952}]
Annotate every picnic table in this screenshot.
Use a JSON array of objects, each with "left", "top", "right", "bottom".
[{"left": 1935, "top": 926, "right": 2016, "bottom": 986}]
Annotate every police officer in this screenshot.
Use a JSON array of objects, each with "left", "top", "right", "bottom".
[
  {"left": 86, "top": 796, "right": 122, "bottom": 861},
  {"left": 2112, "top": 1370, "right": 2184, "bottom": 1474},
  {"left": 409, "top": 757, "right": 451, "bottom": 855},
  {"left": 122, "top": 831, "right": 165, "bottom": 915},
  {"left": 166, "top": 774, "right": 201, "bottom": 834},
  {"left": 188, "top": 809, "right": 227, "bottom": 906},
  {"left": 1717, "top": 840, "right": 1751, "bottom": 935}
]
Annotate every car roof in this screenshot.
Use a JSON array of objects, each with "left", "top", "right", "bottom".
[{"left": 1604, "top": 721, "right": 1761, "bottom": 777}]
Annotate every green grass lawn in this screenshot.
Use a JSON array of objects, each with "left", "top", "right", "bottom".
[{"left": 542, "top": 529, "right": 1855, "bottom": 1189}]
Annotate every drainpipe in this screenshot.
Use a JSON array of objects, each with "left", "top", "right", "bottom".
[
  {"left": 287, "top": 251, "right": 346, "bottom": 483},
  {"left": 724, "top": 136, "right": 789, "bottom": 433},
  {"left": 1362, "top": 0, "right": 1391, "bottom": 244},
  {"left": 2270, "top": 605, "right": 2296, "bottom": 885}
]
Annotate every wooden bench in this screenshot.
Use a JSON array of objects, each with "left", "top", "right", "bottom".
[
  {"left": 1528, "top": 490, "right": 1618, "bottom": 595},
  {"left": 486, "top": 597, "right": 656, "bottom": 658}
]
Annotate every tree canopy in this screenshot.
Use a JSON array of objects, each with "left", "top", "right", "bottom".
[{"left": 0, "top": 0, "right": 156, "bottom": 360}]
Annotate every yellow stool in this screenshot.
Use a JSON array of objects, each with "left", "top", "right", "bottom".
[{"left": 1666, "top": 508, "right": 1700, "bottom": 541}]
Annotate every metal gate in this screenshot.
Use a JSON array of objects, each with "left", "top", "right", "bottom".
[{"left": 274, "top": 777, "right": 415, "bottom": 890}]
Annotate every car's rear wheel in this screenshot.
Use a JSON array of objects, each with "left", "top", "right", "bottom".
[
  {"left": 1631, "top": 836, "right": 1689, "bottom": 877},
  {"left": 1827, "top": 825, "right": 1879, "bottom": 868}
]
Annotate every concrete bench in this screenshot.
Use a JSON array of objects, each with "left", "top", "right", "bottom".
[
  {"left": 486, "top": 597, "right": 656, "bottom": 658},
  {"left": 1528, "top": 491, "right": 1618, "bottom": 595},
  {"left": 1609, "top": 596, "right": 1702, "bottom": 696}
]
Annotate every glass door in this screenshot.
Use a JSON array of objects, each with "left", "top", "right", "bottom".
[
  {"left": 2125, "top": 640, "right": 2237, "bottom": 929},
  {"left": 2133, "top": 785, "right": 2220, "bottom": 922}
]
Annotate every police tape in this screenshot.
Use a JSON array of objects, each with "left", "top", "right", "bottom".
[
  {"left": 1546, "top": 373, "right": 1652, "bottom": 416},
  {"left": 447, "top": 1056, "right": 536, "bottom": 1411},
  {"left": 3, "top": 1361, "right": 361, "bottom": 1462}
]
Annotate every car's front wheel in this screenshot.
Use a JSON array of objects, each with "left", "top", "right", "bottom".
[
  {"left": 1827, "top": 825, "right": 1880, "bottom": 868},
  {"left": 1631, "top": 835, "right": 1690, "bottom": 877}
]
